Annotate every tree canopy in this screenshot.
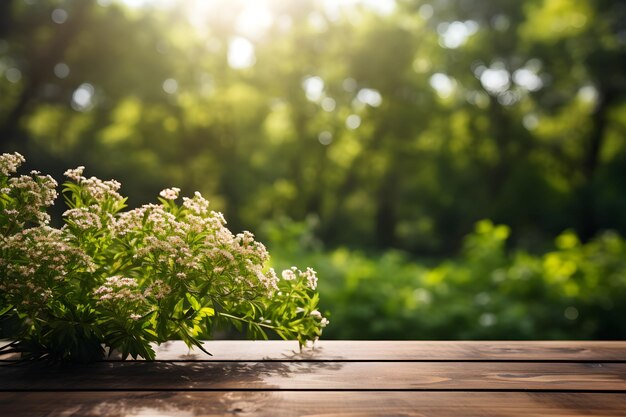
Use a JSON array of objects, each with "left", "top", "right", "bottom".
[{"left": 2, "top": 0, "right": 625, "bottom": 253}]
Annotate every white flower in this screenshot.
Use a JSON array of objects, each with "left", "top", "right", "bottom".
[
  {"left": 282, "top": 269, "right": 296, "bottom": 280},
  {"left": 182, "top": 192, "right": 210, "bottom": 215},
  {"left": 64, "top": 166, "right": 85, "bottom": 181},
  {"left": 310, "top": 310, "right": 329, "bottom": 327},
  {"left": 301, "top": 267, "right": 318, "bottom": 290},
  {"left": 159, "top": 187, "right": 181, "bottom": 200}
]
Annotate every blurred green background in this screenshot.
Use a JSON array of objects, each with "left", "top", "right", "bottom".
[{"left": 1, "top": 0, "right": 625, "bottom": 339}]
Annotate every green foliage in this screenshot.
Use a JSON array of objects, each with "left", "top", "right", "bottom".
[
  {"left": 0, "top": 154, "right": 327, "bottom": 362},
  {"left": 1, "top": 1, "right": 625, "bottom": 340},
  {"left": 2, "top": 0, "right": 625, "bottom": 251},
  {"left": 270, "top": 219, "right": 626, "bottom": 340}
]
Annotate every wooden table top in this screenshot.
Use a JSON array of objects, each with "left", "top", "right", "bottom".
[{"left": 1, "top": 340, "right": 625, "bottom": 416}]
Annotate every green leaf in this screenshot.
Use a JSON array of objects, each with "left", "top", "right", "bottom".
[{"left": 186, "top": 293, "right": 201, "bottom": 311}]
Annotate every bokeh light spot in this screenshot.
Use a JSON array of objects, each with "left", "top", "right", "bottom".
[
  {"left": 513, "top": 68, "right": 542, "bottom": 91},
  {"left": 418, "top": 4, "right": 433, "bottom": 20},
  {"left": 523, "top": 114, "right": 539, "bottom": 130},
  {"left": 479, "top": 313, "right": 497, "bottom": 327},
  {"left": 356, "top": 88, "right": 382, "bottom": 107},
  {"left": 162, "top": 78, "right": 178, "bottom": 94},
  {"left": 51, "top": 8, "right": 68, "bottom": 24},
  {"left": 71, "top": 83, "right": 95, "bottom": 112},
  {"left": 318, "top": 131, "right": 333, "bottom": 145},
  {"left": 54, "top": 63, "right": 70, "bottom": 79},
  {"left": 5, "top": 68, "right": 22, "bottom": 83},
  {"left": 321, "top": 97, "right": 336, "bottom": 112},
  {"left": 342, "top": 78, "right": 357, "bottom": 93},
  {"left": 346, "top": 114, "right": 361, "bottom": 129},
  {"left": 438, "top": 20, "right": 479, "bottom": 49},
  {"left": 564, "top": 306, "right": 579, "bottom": 320},
  {"left": 480, "top": 67, "right": 510, "bottom": 94}
]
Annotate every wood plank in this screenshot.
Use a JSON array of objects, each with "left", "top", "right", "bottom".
[
  {"left": 3, "top": 340, "right": 626, "bottom": 361},
  {"left": 0, "top": 392, "right": 624, "bottom": 416},
  {"left": 148, "top": 340, "right": 626, "bottom": 361},
  {"left": 1, "top": 361, "right": 624, "bottom": 391}
]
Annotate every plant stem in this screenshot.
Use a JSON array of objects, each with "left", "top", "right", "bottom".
[{"left": 218, "top": 312, "right": 277, "bottom": 330}]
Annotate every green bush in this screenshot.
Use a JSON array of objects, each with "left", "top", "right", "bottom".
[{"left": 269, "top": 219, "right": 626, "bottom": 340}]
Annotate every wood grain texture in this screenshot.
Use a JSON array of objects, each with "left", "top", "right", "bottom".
[
  {"left": 0, "top": 392, "right": 625, "bottom": 417},
  {"left": 117, "top": 340, "right": 626, "bottom": 361},
  {"left": 2, "top": 341, "right": 626, "bottom": 416},
  {"left": 114, "top": 340, "right": 626, "bottom": 361},
  {"left": 1, "top": 361, "right": 625, "bottom": 391},
  {"left": 3, "top": 340, "right": 626, "bottom": 361}
]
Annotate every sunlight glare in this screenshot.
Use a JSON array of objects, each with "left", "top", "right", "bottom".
[
  {"left": 322, "top": 0, "right": 396, "bottom": 20},
  {"left": 117, "top": 0, "right": 397, "bottom": 36},
  {"left": 303, "top": 76, "right": 325, "bottom": 102},
  {"left": 228, "top": 37, "right": 256, "bottom": 69},
  {"left": 429, "top": 73, "right": 455, "bottom": 99},
  {"left": 235, "top": 2, "right": 274, "bottom": 39},
  {"left": 356, "top": 88, "right": 382, "bottom": 107},
  {"left": 438, "top": 21, "right": 479, "bottom": 49},
  {"left": 480, "top": 67, "right": 510, "bottom": 94}
]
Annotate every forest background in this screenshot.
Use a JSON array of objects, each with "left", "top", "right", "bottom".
[{"left": 1, "top": 0, "right": 625, "bottom": 339}]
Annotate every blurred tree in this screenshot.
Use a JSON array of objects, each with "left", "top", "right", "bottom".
[{"left": 1, "top": 0, "right": 625, "bottom": 253}]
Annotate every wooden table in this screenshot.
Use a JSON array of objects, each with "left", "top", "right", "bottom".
[{"left": 1, "top": 341, "right": 625, "bottom": 416}]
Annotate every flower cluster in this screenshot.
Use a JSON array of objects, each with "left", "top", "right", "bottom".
[
  {"left": 0, "top": 225, "right": 95, "bottom": 307},
  {"left": 281, "top": 266, "right": 318, "bottom": 290},
  {"left": 64, "top": 166, "right": 85, "bottom": 182},
  {"left": 182, "top": 191, "right": 211, "bottom": 215},
  {"left": 63, "top": 166, "right": 124, "bottom": 203},
  {"left": 0, "top": 153, "right": 327, "bottom": 362},
  {"left": 114, "top": 196, "right": 279, "bottom": 298},
  {"left": 94, "top": 276, "right": 143, "bottom": 303},
  {"left": 1, "top": 156, "right": 58, "bottom": 226},
  {"left": 93, "top": 276, "right": 151, "bottom": 323},
  {"left": 144, "top": 280, "right": 171, "bottom": 300},
  {"left": 0, "top": 152, "right": 25, "bottom": 176},
  {"left": 63, "top": 207, "right": 103, "bottom": 230}
]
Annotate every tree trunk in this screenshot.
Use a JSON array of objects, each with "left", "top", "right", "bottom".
[
  {"left": 0, "top": 0, "right": 14, "bottom": 38},
  {"left": 578, "top": 89, "right": 614, "bottom": 241},
  {"left": 375, "top": 170, "right": 398, "bottom": 248}
]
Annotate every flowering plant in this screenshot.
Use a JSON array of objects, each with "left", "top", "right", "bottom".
[{"left": 0, "top": 153, "right": 327, "bottom": 362}]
